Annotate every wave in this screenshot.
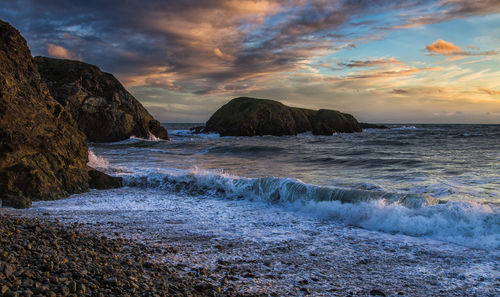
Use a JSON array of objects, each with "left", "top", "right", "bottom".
[
  {"left": 87, "top": 150, "right": 110, "bottom": 169},
  {"left": 392, "top": 125, "right": 418, "bottom": 130},
  {"left": 120, "top": 168, "right": 499, "bottom": 249},
  {"left": 123, "top": 167, "right": 438, "bottom": 208},
  {"left": 87, "top": 150, "right": 130, "bottom": 174},
  {"left": 207, "top": 144, "right": 285, "bottom": 156},
  {"left": 169, "top": 130, "right": 220, "bottom": 139},
  {"left": 289, "top": 199, "right": 499, "bottom": 249}
]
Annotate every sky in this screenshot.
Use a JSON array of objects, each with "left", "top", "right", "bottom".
[{"left": 1, "top": 0, "right": 500, "bottom": 123}]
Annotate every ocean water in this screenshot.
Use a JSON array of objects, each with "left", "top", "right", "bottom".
[
  {"left": 23, "top": 124, "right": 500, "bottom": 295},
  {"left": 83, "top": 124, "right": 500, "bottom": 248}
]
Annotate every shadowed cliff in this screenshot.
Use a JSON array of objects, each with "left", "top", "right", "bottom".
[
  {"left": 0, "top": 20, "right": 121, "bottom": 208},
  {"left": 34, "top": 57, "right": 169, "bottom": 142}
]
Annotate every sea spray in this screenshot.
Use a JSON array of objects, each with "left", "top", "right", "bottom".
[
  {"left": 120, "top": 167, "right": 500, "bottom": 249},
  {"left": 88, "top": 150, "right": 110, "bottom": 169},
  {"left": 286, "top": 199, "right": 500, "bottom": 249}
]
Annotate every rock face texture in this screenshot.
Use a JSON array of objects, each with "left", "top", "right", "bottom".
[
  {"left": 311, "top": 109, "right": 361, "bottom": 135},
  {"left": 205, "top": 97, "right": 362, "bottom": 136},
  {"left": 205, "top": 98, "right": 298, "bottom": 136},
  {"left": 34, "top": 56, "right": 169, "bottom": 142},
  {"left": 88, "top": 168, "right": 122, "bottom": 190},
  {"left": 0, "top": 20, "right": 90, "bottom": 208}
]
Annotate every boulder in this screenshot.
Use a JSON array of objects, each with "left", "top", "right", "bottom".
[
  {"left": 88, "top": 168, "right": 122, "bottom": 190},
  {"left": 205, "top": 97, "right": 298, "bottom": 136},
  {"left": 311, "top": 109, "right": 362, "bottom": 135},
  {"left": 34, "top": 57, "right": 169, "bottom": 142},
  {"left": 0, "top": 20, "right": 90, "bottom": 208},
  {"left": 204, "top": 97, "right": 362, "bottom": 136}
]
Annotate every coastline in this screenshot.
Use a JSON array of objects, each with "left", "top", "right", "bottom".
[
  {"left": 2, "top": 189, "right": 499, "bottom": 297},
  {"left": 0, "top": 212, "right": 261, "bottom": 297}
]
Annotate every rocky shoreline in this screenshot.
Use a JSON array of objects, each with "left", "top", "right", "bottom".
[{"left": 0, "top": 213, "right": 265, "bottom": 297}]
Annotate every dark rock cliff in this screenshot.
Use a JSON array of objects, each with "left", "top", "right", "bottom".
[
  {"left": 34, "top": 57, "right": 169, "bottom": 142},
  {"left": 204, "top": 97, "right": 362, "bottom": 136},
  {"left": 0, "top": 20, "right": 91, "bottom": 208}
]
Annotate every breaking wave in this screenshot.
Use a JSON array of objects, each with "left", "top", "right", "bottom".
[{"left": 121, "top": 168, "right": 499, "bottom": 249}]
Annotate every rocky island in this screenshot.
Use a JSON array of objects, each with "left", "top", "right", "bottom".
[{"left": 204, "top": 97, "right": 362, "bottom": 136}]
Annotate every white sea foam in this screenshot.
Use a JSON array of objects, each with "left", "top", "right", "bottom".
[
  {"left": 392, "top": 125, "right": 418, "bottom": 130},
  {"left": 87, "top": 149, "right": 129, "bottom": 174},
  {"left": 287, "top": 199, "right": 500, "bottom": 249},
  {"left": 87, "top": 150, "right": 110, "bottom": 169},
  {"left": 169, "top": 129, "right": 221, "bottom": 138},
  {"left": 148, "top": 132, "right": 161, "bottom": 141},
  {"left": 120, "top": 167, "right": 500, "bottom": 249}
]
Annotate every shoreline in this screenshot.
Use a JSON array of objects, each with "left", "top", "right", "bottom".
[
  {"left": 0, "top": 213, "right": 263, "bottom": 297},
  {"left": 2, "top": 188, "right": 499, "bottom": 297}
]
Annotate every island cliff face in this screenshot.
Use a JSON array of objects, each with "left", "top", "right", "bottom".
[
  {"left": 205, "top": 97, "right": 362, "bottom": 136},
  {"left": 34, "top": 57, "right": 169, "bottom": 142},
  {"left": 0, "top": 20, "right": 91, "bottom": 208}
]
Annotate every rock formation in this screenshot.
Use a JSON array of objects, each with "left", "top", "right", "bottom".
[
  {"left": 359, "top": 122, "right": 389, "bottom": 129},
  {"left": 204, "top": 97, "right": 362, "bottom": 136},
  {"left": 34, "top": 57, "right": 169, "bottom": 142},
  {"left": 311, "top": 109, "right": 361, "bottom": 135},
  {"left": 0, "top": 20, "right": 122, "bottom": 208},
  {"left": 88, "top": 168, "right": 122, "bottom": 190},
  {"left": 205, "top": 97, "right": 298, "bottom": 136},
  {"left": 0, "top": 20, "right": 91, "bottom": 208}
]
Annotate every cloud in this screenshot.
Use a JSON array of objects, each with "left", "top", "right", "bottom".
[
  {"left": 426, "top": 39, "right": 497, "bottom": 57},
  {"left": 213, "top": 48, "right": 236, "bottom": 61},
  {"left": 426, "top": 39, "right": 462, "bottom": 55},
  {"left": 46, "top": 43, "right": 81, "bottom": 60},
  {"left": 341, "top": 58, "right": 403, "bottom": 68},
  {"left": 344, "top": 67, "right": 441, "bottom": 80},
  {"left": 391, "top": 0, "right": 500, "bottom": 29},
  {"left": 392, "top": 89, "right": 409, "bottom": 94},
  {"left": 478, "top": 88, "right": 500, "bottom": 95},
  {"left": 0, "top": 0, "right": 500, "bottom": 124}
]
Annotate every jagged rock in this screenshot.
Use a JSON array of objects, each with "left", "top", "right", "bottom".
[
  {"left": 204, "top": 97, "right": 361, "bottom": 136},
  {"left": 311, "top": 109, "right": 362, "bottom": 135},
  {"left": 0, "top": 20, "right": 89, "bottom": 208},
  {"left": 88, "top": 168, "right": 122, "bottom": 190},
  {"left": 34, "top": 57, "right": 169, "bottom": 142}
]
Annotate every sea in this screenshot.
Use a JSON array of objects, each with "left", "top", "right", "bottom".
[{"left": 21, "top": 124, "right": 500, "bottom": 295}]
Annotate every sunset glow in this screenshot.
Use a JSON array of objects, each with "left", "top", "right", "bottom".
[{"left": 1, "top": 0, "right": 499, "bottom": 123}]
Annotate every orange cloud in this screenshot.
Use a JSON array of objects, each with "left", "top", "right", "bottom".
[
  {"left": 426, "top": 39, "right": 462, "bottom": 55},
  {"left": 426, "top": 39, "right": 497, "bottom": 57},
  {"left": 46, "top": 43, "right": 81, "bottom": 60},
  {"left": 214, "top": 48, "right": 236, "bottom": 61},
  {"left": 478, "top": 88, "right": 500, "bottom": 95}
]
